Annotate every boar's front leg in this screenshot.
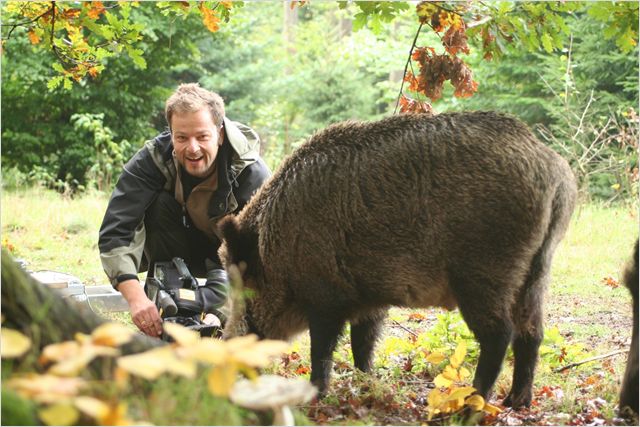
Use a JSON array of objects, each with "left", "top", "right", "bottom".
[
  {"left": 308, "top": 310, "right": 347, "bottom": 394},
  {"left": 350, "top": 309, "right": 387, "bottom": 372}
]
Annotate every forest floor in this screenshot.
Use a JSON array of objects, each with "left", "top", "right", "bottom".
[{"left": 2, "top": 189, "right": 637, "bottom": 425}]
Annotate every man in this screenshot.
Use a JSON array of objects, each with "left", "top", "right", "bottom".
[{"left": 99, "top": 83, "right": 271, "bottom": 336}]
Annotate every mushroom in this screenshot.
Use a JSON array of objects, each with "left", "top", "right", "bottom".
[{"left": 229, "top": 375, "right": 317, "bottom": 426}]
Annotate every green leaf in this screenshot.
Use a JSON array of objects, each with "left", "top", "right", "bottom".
[
  {"left": 47, "top": 76, "right": 64, "bottom": 91},
  {"left": 126, "top": 47, "right": 147, "bottom": 69},
  {"left": 353, "top": 12, "right": 367, "bottom": 32},
  {"left": 541, "top": 32, "right": 553, "bottom": 53},
  {"left": 616, "top": 26, "right": 638, "bottom": 53},
  {"left": 52, "top": 63, "right": 65, "bottom": 73},
  {"left": 370, "top": 15, "right": 382, "bottom": 34}
]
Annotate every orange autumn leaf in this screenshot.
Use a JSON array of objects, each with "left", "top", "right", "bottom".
[
  {"left": 295, "top": 365, "right": 310, "bottom": 375},
  {"left": 200, "top": 5, "right": 221, "bottom": 32},
  {"left": 408, "top": 312, "right": 426, "bottom": 322},
  {"left": 28, "top": 30, "right": 41, "bottom": 45},
  {"left": 87, "top": 1, "right": 105, "bottom": 20},
  {"left": 602, "top": 276, "right": 619, "bottom": 288},
  {"left": 290, "top": 1, "right": 306, "bottom": 10}
]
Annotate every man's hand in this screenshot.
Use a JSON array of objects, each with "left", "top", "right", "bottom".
[{"left": 118, "top": 279, "right": 162, "bottom": 337}]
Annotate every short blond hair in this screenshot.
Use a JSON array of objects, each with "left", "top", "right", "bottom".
[{"left": 165, "top": 83, "right": 225, "bottom": 128}]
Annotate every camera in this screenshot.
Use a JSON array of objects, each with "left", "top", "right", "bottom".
[{"left": 145, "top": 257, "right": 224, "bottom": 340}]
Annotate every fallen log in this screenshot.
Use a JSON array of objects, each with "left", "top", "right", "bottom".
[{"left": 1, "top": 249, "right": 161, "bottom": 357}]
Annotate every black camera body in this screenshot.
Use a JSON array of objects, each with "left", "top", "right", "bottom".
[{"left": 145, "top": 257, "right": 221, "bottom": 340}]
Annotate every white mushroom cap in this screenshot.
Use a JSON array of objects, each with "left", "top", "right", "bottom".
[
  {"left": 230, "top": 375, "right": 317, "bottom": 409},
  {"left": 230, "top": 375, "right": 317, "bottom": 426}
]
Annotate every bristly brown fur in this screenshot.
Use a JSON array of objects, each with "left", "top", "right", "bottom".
[{"left": 219, "top": 111, "right": 577, "bottom": 407}]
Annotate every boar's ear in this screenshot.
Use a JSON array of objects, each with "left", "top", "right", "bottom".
[{"left": 217, "top": 215, "right": 260, "bottom": 278}]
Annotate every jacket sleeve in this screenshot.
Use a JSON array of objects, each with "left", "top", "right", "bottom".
[
  {"left": 99, "top": 145, "right": 167, "bottom": 288},
  {"left": 233, "top": 157, "right": 272, "bottom": 211}
]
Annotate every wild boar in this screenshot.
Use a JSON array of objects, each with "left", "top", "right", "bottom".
[
  {"left": 219, "top": 111, "right": 577, "bottom": 408},
  {"left": 620, "top": 239, "right": 638, "bottom": 416}
]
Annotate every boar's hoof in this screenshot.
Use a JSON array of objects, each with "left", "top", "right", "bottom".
[{"left": 503, "top": 390, "right": 532, "bottom": 409}]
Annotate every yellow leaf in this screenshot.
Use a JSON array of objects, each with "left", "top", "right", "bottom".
[
  {"left": 91, "top": 322, "right": 135, "bottom": 347},
  {"left": 177, "top": 338, "right": 227, "bottom": 365},
  {"left": 426, "top": 388, "right": 446, "bottom": 420},
  {"left": 427, "top": 388, "right": 446, "bottom": 407},
  {"left": 225, "top": 334, "right": 259, "bottom": 351},
  {"left": 483, "top": 402, "right": 503, "bottom": 415},
  {"left": 434, "top": 373, "right": 453, "bottom": 388},
  {"left": 166, "top": 357, "right": 197, "bottom": 379},
  {"left": 220, "top": 0, "right": 233, "bottom": 9},
  {"left": 100, "top": 402, "right": 131, "bottom": 426},
  {"left": 48, "top": 353, "right": 96, "bottom": 377},
  {"left": 442, "top": 365, "right": 459, "bottom": 381},
  {"left": 117, "top": 347, "right": 173, "bottom": 380},
  {"left": 75, "top": 397, "right": 134, "bottom": 426},
  {"left": 425, "top": 352, "right": 446, "bottom": 364},
  {"left": 458, "top": 366, "right": 471, "bottom": 380},
  {"left": 41, "top": 341, "right": 81, "bottom": 364},
  {"left": 39, "top": 403, "right": 79, "bottom": 426},
  {"left": 208, "top": 364, "right": 238, "bottom": 397},
  {"left": 117, "top": 347, "right": 194, "bottom": 380},
  {"left": 465, "top": 394, "right": 485, "bottom": 411},
  {"left": 74, "top": 333, "right": 92, "bottom": 345},
  {"left": 7, "top": 374, "right": 85, "bottom": 403},
  {"left": 48, "top": 346, "right": 119, "bottom": 377},
  {"left": 450, "top": 341, "right": 466, "bottom": 368},
  {"left": 446, "top": 386, "right": 476, "bottom": 403},
  {"left": 163, "top": 322, "right": 200, "bottom": 346},
  {"left": 75, "top": 396, "right": 109, "bottom": 421},
  {"left": 1, "top": 328, "right": 31, "bottom": 358},
  {"left": 232, "top": 340, "right": 290, "bottom": 367}
]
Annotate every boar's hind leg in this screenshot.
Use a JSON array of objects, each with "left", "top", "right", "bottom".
[
  {"left": 350, "top": 309, "right": 387, "bottom": 372},
  {"left": 308, "top": 311, "right": 347, "bottom": 395},
  {"left": 449, "top": 270, "right": 513, "bottom": 401},
  {"left": 504, "top": 251, "right": 548, "bottom": 409}
]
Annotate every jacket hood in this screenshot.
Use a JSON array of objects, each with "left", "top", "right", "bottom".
[{"left": 224, "top": 117, "right": 261, "bottom": 162}]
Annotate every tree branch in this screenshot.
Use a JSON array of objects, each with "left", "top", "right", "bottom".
[
  {"left": 394, "top": 22, "right": 424, "bottom": 114},
  {"left": 553, "top": 350, "right": 628, "bottom": 373}
]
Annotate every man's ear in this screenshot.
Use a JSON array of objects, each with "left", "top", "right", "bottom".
[{"left": 218, "top": 215, "right": 259, "bottom": 275}]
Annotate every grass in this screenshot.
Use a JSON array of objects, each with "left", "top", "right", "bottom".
[{"left": 1, "top": 188, "right": 638, "bottom": 425}]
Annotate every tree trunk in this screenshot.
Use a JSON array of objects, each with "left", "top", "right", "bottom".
[
  {"left": 282, "top": 1, "right": 299, "bottom": 156},
  {"left": 1, "top": 249, "right": 161, "bottom": 357}
]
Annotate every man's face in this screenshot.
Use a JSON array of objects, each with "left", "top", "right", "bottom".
[{"left": 172, "top": 109, "right": 223, "bottom": 178}]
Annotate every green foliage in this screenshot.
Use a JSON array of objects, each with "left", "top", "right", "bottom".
[
  {"left": 377, "top": 311, "right": 478, "bottom": 377},
  {"left": 1, "top": 388, "right": 38, "bottom": 426},
  {"left": 539, "top": 326, "right": 591, "bottom": 370},
  {"left": 71, "top": 113, "right": 130, "bottom": 191},
  {"left": 587, "top": 1, "right": 639, "bottom": 53},
  {"left": 349, "top": 1, "right": 410, "bottom": 33},
  {"left": 1, "top": 1, "right": 637, "bottom": 202}
]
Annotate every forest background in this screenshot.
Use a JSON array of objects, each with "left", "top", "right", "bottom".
[
  {"left": 1, "top": 0, "right": 638, "bottom": 202},
  {"left": 1, "top": 1, "right": 639, "bottom": 426}
]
